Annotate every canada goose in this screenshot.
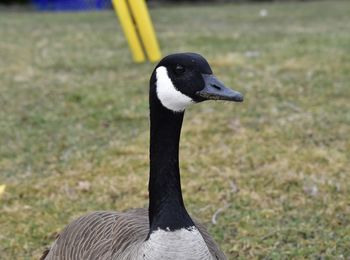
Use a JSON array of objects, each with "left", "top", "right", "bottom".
[{"left": 42, "top": 53, "right": 243, "bottom": 260}]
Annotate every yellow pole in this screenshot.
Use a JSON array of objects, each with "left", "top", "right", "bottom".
[
  {"left": 112, "top": 0, "right": 145, "bottom": 63},
  {"left": 127, "top": 0, "right": 162, "bottom": 63}
]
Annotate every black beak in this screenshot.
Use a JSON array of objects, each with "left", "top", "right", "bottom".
[{"left": 195, "top": 74, "right": 244, "bottom": 102}]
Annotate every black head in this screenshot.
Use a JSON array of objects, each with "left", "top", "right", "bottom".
[{"left": 150, "top": 53, "right": 243, "bottom": 112}]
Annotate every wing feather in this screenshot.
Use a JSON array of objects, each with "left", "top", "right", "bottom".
[{"left": 42, "top": 208, "right": 226, "bottom": 260}]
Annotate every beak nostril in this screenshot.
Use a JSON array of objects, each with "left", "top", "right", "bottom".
[
  {"left": 211, "top": 84, "right": 221, "bottom": 90},
  {"left": 199, "top": 73, "right": 243, "bottom": 102}
]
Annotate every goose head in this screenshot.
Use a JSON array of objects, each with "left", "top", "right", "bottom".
[{"left": 150, "top": 52, "right": 243, "bottom": 112}]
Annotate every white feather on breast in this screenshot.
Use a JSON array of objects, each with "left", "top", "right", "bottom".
[{"left": 137, "top": 226, "right": 214, "bottom": 260}]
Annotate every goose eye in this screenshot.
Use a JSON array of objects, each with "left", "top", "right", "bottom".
[{"left": 174, "top": 64, "right": 185, "bottom": 75}]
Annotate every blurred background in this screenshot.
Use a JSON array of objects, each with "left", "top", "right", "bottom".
[{"left": 1, "top": 0, "right": 349, "bottom": 259}]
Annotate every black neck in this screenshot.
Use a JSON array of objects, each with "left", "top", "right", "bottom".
[{"left": 148, "top": 94, "right": 194, "bottom": 232}]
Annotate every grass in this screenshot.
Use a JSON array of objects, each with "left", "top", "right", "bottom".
[{"left": 1, "top": 0, "right": 350, "bottom": 259}]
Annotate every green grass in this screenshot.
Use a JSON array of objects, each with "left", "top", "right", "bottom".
[{"left": 1, "top": 1, "right": 350, "bottom": 259}]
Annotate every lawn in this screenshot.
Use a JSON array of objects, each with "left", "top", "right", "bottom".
[{"left": 1, "top": 0, "right": 350, "bottom": 259}]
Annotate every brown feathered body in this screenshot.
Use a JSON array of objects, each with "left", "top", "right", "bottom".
[{"left": 43, "top": 208, "right": 226, "bottom": 260}]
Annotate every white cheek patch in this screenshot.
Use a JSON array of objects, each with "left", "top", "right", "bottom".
[{"left": 156, "top": 66, "right": 193, "bottom": 112}]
